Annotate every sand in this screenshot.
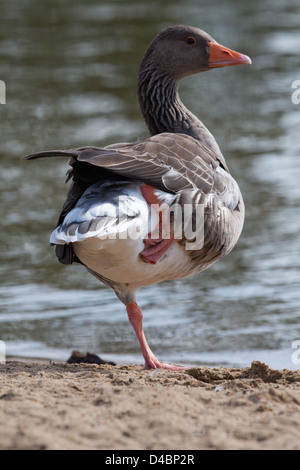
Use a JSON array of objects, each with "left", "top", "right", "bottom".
[{"left": 1, "top": 359, "right": 300, "bottom": 450}]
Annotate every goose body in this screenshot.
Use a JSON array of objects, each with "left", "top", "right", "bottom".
[{"left": 24, "top": 25, "right": 251, "bottom": 369}]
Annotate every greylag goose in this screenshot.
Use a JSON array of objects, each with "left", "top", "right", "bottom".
[{"left": 24, "top": 25, "right": 251, "bottom": 370}]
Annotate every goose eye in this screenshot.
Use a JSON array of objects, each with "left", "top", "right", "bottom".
[{"left": 185, "top": 37, "right": 196, "bottom": 46}]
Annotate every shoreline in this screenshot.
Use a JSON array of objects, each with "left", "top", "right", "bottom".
[{"left": 1, "top": 359, "right": 300, "bottom": 450}]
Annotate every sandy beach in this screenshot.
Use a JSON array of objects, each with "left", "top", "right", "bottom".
[{"left": 0, "top": 359, "right": 300, "bottom": 450}]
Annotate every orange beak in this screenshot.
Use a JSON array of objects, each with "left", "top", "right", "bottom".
[{"left": 208, "top": 42, "right": 252, "bottom": 68}]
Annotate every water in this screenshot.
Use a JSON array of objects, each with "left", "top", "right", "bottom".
[{"left": 1, "top": 0, "right": 300, "bottom": 369}]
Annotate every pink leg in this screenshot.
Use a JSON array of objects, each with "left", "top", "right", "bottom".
[{"left": 126, "top": 301, "right": 186, "bottom": 370}]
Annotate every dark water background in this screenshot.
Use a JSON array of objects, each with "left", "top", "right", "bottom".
[{"left": 1, "top": 0, "right": 300, "bottom": 368}]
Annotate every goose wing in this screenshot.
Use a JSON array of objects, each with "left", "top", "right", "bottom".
[
  {"left": 24, "top": 132, "right": 241, "bottom": 264},
  {"left": 24, "top": 132, "right": 228, "bottom": 193}
]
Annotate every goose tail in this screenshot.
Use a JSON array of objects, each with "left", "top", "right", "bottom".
[{"left": 22, "top": 150, "right": 79, "bottom": 160}]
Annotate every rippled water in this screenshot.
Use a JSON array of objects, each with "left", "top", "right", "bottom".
[{"left": 1, "top": 0, "right": 300, "bottom": 368}]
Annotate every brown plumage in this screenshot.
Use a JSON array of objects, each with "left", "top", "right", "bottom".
[{"left": 23, "top": 25, "right": 251, "bottom": 369}]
